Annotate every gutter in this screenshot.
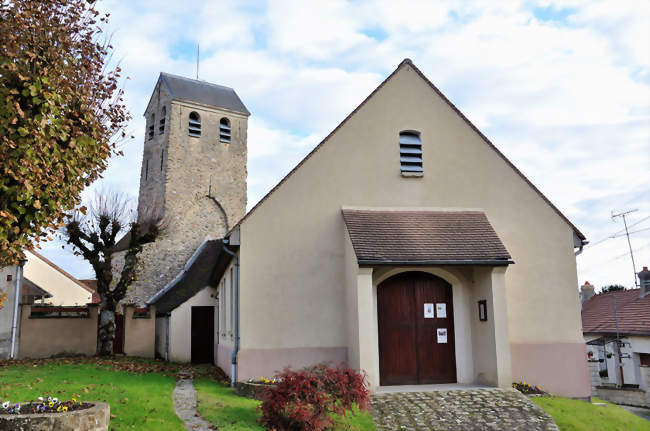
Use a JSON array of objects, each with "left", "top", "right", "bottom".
[
  {"left": 359, "top": 259, "right": 514, "bottom": 266},
  {"left": 221, "top": 239, "right": 239, "bottom": 388},
  {"left": 10, "top": 259, "right": 27, "bottom": 359}
]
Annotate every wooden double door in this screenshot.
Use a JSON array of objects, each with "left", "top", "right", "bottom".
[{"left": 378, "top": 272, "right": 456, "bottom": 385}]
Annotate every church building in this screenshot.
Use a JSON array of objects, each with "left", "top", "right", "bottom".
[{"left": 123, "top": 59, "right": 591, "bottom": 399}]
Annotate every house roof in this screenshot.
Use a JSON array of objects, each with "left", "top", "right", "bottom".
[
  {"left": 22, "top": 278, "right": 52, "bottom": 299},
  {"left": 151, "top": 72, "right": 250, "bottom": 115},
  {"left": 582, "top": 289, "right": 650, "bottom": 336},
  {"left": 226, "top": 59, "right": 586, "bottom": 243},
  {"left": 79, "top": 279, "right": 101, "bottom": 304},
  {"left": 342, "top": 209, "right": 512, "bottom": 266},
  {"left": 147, "top": 239, "right": 227, "bottom": 314}
]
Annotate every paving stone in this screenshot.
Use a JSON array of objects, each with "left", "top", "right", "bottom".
[{"left": 371, "top": 388, "right": 558, "bottom": 431}]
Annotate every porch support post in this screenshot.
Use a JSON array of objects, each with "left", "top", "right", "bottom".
[
  {"left": 356, "top": 267, "right": 379, "bottom": 389},
  {"left": 490, "top": 266, "right": 512, "bottom": 388}
]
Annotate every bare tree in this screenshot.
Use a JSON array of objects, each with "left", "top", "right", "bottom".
[{"left": 63, "top": 191, "right": 156, "bottom": 356}]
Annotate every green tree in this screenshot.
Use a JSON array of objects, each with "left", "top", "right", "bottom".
[
  {"left": 601, "top": 284, "right": 626, "bottom": 293},
  {"left": 63, "top": 192, "right": 157, "bottom": 356},
  {"left": 0, "top": 0, "right": 130, "bottom": 266}
]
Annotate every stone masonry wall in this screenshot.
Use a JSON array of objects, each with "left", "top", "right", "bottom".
[{"left": 116, "top": 78, "right": 248, "bottom": 305}]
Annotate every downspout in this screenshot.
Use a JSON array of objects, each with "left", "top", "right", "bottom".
[
  {"left": 10, "top": 259, "right": 27, "bottom": 359},
  {"left": 164, "top": 312, "right": 171, "bottom": 362},
  {"left": 222, "top": 239, "right": 239, "bottom": 387}
]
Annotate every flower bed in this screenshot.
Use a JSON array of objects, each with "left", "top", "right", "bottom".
[
  {"left": 512, "top": 381, "right": 547, "bottom": 395},
  {"left": 1, "top": 396, "right": 90, "bottom": 415},
  {"left": 0, "top": 401, "right": 109, "bottom": 431},
  {"left": 236, "top": 377, "right": 277, "bottom": 400}
]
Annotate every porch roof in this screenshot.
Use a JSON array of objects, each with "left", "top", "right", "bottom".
[{"left": 342, "top": 209, "right": 512, "bottom": 266}]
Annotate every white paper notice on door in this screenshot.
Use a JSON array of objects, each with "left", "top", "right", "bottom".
[
  {"left": 437, "top": 328, "right": 448, "bottom": 344},
  {"left": 436, "top": 303, "right": 447, "bottom": 318},
  {"left": 424, "top": 303, "right": 434, "bottom": 318}
]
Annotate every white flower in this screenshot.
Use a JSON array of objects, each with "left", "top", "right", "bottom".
[
  {"left": 47, "top": 396, "right": 52, "bottom": 402},
  {"left": 52, "top": 398, "right": 58, "bottom": 403},
  {"left": 38, "top": 397, "right": 44, "bottom": 402},
  {"left": 2, "top": 402, "right": 9, "bottom": 409}
]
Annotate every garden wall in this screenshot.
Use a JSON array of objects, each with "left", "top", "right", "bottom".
[
  {"left": 123, "top": 305, "right": 155, "bottom": 358},
  {"left": 18, "top": 304, "right": 98, "bottom": 358}
]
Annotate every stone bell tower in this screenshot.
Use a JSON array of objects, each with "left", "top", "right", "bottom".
[{"left": 124, "top": 73, "right": 249, "bottom": 304}]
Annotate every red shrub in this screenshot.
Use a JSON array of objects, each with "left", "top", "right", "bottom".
[{"left": 259, "top": 364, "right": 369, "bottom": 431}]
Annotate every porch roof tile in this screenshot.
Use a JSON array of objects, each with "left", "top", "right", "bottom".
[{"left": 342, "top": 209, "right": 512, "bottom": 265}]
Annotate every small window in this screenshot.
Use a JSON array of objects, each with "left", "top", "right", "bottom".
[
  {"left": 147, "top": 114, "right": 155, "bottom": 140},
  {"left": 188, "top": 111, "right": 201, "bottom": 137},
  {"left": 219, "top": 117, "right": 231, "bottom": 143},
  {"left": 158, "top": 106, "right": 166, "bottom": 134},
  {"left": 145, "top": 159, "right": 149, "bottom": 181},
  {"left": 399, "top": 131, "right": 423, "bottom": 174},
  {"left": 160, "top": 150, "right": 164, "bottom": 171}
]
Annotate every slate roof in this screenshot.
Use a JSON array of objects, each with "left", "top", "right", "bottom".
[
  {"left": 157, "top": 73, "right": 249, "bottom": 115},
  {"left": 147, "top": 239, "right": 228, "bottom": 314},
  {"left": 582, "top": 289, "right": 650, "bottom": 336},
  {"left": 342, "top": 209, "right": 512, "bottom": 265}
]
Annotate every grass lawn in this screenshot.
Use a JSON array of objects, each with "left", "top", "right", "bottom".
[
  {"left": 532, "top": 396, "right": 650, "bottom": 431},
  {"left": 0, "top": 359, "right": 184, "bottom": 430},
  {"left": 194, "top": 378, "right": 376, "bottom": 431}
]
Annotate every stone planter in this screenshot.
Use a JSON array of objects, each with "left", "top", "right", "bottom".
[
  {"left": 236, "top": 382, "right": 275, "bottom": 400},
  {"left": 0, "top": 401, "right": 109, "bottom": 431}
]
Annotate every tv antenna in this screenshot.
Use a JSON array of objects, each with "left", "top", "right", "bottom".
[
  {"left": 611, "top": 209, "right": 639, "bottom": 287},
  {"left": 196, "top": 44, "right": 200, "bottom": 80}
]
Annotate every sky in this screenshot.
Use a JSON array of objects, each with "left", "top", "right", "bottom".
[{"left": 37, "top": 0, "right": 649, "bottom": 291}]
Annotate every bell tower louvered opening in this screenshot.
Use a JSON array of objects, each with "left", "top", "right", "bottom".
[
  {"left": 188, "top": 111, "right": 201, "bottom": 137},
  {"left": 219, "top": 117, "right": 231, "bottom": 143},
  {"left": 399, "top": 131, "right": 423, "bottom": 174}
]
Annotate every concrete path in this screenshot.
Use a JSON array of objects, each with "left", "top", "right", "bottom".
[
  {"left": 173, "top": 378, "right": 214, "bottom": 430},
  {"left": 371, "top": 388, "right": 558, "bottom": 431},
  {"left": 619, "top": 404, "right": 650, "bottom": 421}
]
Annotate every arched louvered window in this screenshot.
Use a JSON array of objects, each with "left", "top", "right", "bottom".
[
  {"left": 159, "top": 106, "right": 166, "bottom": 134},
  {"left": 219, "top": 117, "right": 231, "bottom": 143},
  {"left": 188, "top": 112, "right": 201, "bottom": 137},
  {"left": 147, "top": 114, "right": 155, "bottom": 140},
  {"left": 399, "top": 131, "right": 423, "bottom": 174}
]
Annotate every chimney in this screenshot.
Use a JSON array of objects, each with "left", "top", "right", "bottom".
[
  {"left": 638, "top": 266, "right": 650, "bottom": 297},
  {"left": 580, "top": 281, "right": 595, "bottom": 303}
]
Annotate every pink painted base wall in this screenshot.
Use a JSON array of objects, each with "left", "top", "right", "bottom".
[
  {"left": 237, "top": 347, "right": 348, "bottom": 381},
  {"left": 217, "top": 344, "right": 233, "bottom": 377},
  {"left": 511, "top": 342, "right": 590, "bottom": 398}
]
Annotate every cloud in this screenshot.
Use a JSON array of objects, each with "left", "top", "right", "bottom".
[{"left": 39, "top": 0, "right": 648, "bottom": 290}]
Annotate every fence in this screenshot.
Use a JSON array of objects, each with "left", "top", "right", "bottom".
[{"left": 16, "top": 304, "right": 156, "bottom": 359}]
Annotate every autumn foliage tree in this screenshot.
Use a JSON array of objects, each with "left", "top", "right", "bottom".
[
  {"left": 64, "top": 192, "right": 157, "bottom": 356},
  {"left": 0, "top": 0, "right": 130, "bottom": 266}
]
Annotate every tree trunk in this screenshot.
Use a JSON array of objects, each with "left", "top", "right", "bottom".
[{"left": 98, "top": 308, "right": 116, "bottom": 356}]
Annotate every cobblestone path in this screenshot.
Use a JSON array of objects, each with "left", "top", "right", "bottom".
[
  {"left": 173, "top": 378, "right": 214, "bottom": 430},
  {"left": 371, "top": 388, "right": 558, "bottom": 431}
]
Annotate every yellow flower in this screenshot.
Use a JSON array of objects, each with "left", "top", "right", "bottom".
[
  {"left": 57, "top": 406, "right": 62, "bottom": 412},
  {"left": 72, "top": 398, "right": 77, "bottom": 403},
  {"left": 49, "top": 402, "right": 54, "bottom": 408},
  {"left": 62, "top": 406, "right": 68, "bottom": 412}
]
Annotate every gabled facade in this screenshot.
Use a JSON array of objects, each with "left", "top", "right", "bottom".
[{"left": 211, "top": 59, "right": 589, "bottom": 398}]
